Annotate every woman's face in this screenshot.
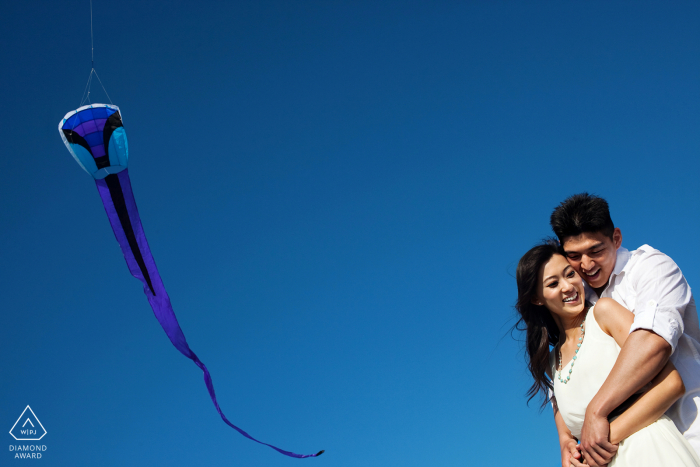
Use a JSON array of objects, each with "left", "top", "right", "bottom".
[{"left": 533, "top": 254, "right": 586, "bottom": 320}]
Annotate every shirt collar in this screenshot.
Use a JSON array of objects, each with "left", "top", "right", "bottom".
[{"left": 611, "top": 246, "right": 630, "bottom": 278}]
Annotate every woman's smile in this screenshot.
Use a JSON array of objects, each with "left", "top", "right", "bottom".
[
  {"left": 535, "top": 254, "right": 586, "bottom": 321},
  {"left": 563, "top": 291, "right": 580, "bottom": 305}
]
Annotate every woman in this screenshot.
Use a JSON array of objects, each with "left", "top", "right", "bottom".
[{"left": 515, "top": 240, "right": 700, "bottom": 467}]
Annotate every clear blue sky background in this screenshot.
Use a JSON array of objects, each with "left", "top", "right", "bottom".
[{"left": 1, "top": 1, "right": 699, "bottom": 466}]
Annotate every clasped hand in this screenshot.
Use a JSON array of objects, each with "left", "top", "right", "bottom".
[{"left": 575, "top": 412, "right": 618, "bottom": 466}]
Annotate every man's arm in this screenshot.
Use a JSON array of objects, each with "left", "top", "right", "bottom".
[
  {"left": 579, "top": 250, "right": 690, "bottom": 466},
  {"left": 580, "top": 288, "right": 678, "bottom": 466},
  {"left": 579, "top": 330, "right": 670, "bottom": 466},
  {"left": 626, "top": 248, "right": 691, "bottom": 352}
]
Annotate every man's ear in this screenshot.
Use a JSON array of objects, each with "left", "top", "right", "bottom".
[{"left": 612, "top": 228, "right": 622, "bottom": 249}]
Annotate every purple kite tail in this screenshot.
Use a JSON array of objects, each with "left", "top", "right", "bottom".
[{"left": 95, "top": 169, "right": 323, "bottom": 459}]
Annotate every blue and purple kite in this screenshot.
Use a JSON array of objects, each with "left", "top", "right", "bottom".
[{"left": 58, "top": 104, "right": 323, "bottom": 458}]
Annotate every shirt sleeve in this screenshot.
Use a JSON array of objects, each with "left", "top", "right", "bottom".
[{"left": 628, "top": 249, "right": 690, "bottom": 353}]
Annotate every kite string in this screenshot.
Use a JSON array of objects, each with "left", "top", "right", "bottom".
[
  {"left": 93, "top": 69, "right": 113, "bottom": 105},
  {"left": 80, "top": 70, "right": 94, "bottom": 106},
  {"left": 80, "top": 0, "right": 112, "bottom": 106},
  {"left": 79, "top": 0, "right": 95, "bottom": 106},
  {"left": 90, "top": 0, "right": 94, "bottom": 69}
]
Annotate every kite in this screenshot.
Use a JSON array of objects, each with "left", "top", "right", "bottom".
[{"left": 58, "top": 103, "right": 323, "bottom": 458}]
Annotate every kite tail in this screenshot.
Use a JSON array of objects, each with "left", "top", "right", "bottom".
[{"left": 94, "top": 169, "right": 323, "bottom": 459}]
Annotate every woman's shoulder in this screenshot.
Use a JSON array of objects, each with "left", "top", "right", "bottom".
[
  {"left": 591, "top": 298, "right": 635, "bottom": 344},
  {"left": 592, "top": 298, "right": 618, "bottom": 330},
  {"left": 592, "top": 297, "right": 616, "bottom": 316}
]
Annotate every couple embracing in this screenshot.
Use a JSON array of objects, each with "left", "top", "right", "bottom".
[{"left": 516, "top": 193, "right": 700, "bottom": 466}]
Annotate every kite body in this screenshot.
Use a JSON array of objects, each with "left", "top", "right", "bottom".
[
  {"left": 58, "top": 104, "right": 322, "bottom": 458},
  {"left": 60, "top": 104, "right": 128, "bottom": 179}
]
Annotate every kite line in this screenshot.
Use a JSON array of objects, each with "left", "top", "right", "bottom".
[{"left": 80, "top": 0, "right": 111, "bottom": 106}]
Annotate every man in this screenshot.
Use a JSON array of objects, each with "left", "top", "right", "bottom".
[{"left": 550, "top": 193, "right": 700, "bottom": 467}]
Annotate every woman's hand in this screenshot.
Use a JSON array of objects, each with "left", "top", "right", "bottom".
[
  {"left": 568, "top": 444, "right": 590, "bottom": 466},
  {"left": 560, "top": 438, "right": 593, "bottom": 466},
  {"left": 561, "top": 438, "right": 582, "bottom": 467}
]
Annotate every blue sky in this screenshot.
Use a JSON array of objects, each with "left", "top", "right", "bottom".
[{"left": 1, "top": 1, "right": 699, "bottom": 465}]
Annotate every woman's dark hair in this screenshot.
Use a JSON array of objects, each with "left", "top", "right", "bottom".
[
  {"left": 514, "top": 238, "right": 563, "bottom": 409},
  {"left": 550, "top": 192, "right": 615, "bottom": 244}
]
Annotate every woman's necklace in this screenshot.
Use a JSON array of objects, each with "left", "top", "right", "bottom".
[{"left": 557, "top": 318, "right": 585, "bottom": 385}]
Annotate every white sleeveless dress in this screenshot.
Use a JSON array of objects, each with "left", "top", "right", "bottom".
[{"left": 550, "top": 307, "right": 700, "bottom": 466}]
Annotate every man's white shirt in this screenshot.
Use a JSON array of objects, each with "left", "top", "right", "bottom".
[{"left": 586, "top": 245, "right": 700, "bottom": 453}]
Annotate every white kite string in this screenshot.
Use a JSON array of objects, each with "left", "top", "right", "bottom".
[
  {"left": 91, "top": 0, "right": 94, "bottom": 69},
  {"left": 80, "top": 70, "right": 94, "bottom": 106},
  {"left": 80, "top": 0, "right": 113, "bottom": 106},
  {"left": 92, "top": 69, "right": 113, "bottom": 105}
]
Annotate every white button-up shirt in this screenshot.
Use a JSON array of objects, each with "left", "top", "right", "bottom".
[{"left": 586, "top": 245, "right": 700, "bottom": 453}]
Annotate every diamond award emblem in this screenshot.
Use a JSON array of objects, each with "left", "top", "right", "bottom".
[{"left": 9, "top": 406, "right": 47, "bottom": 441}]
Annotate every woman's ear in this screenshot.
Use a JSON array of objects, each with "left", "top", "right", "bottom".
[{"left": 531, "top": 297, "right": 543, "bottom": 306}]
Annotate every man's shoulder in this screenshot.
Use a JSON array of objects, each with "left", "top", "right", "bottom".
[
  {"left": 630, "top": 244, "right": 661, "bottom": 256},
  {"left": 625, "top": 244, "right": 681, "bottom": 274}
]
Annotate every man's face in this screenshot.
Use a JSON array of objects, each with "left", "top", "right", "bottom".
[{"left": 561, "top": 229, "right": 622, "bottom": 290}]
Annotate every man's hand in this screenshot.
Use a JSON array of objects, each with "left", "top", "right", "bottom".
[
  {"left": 579, "top": 411, "right": 617, "bottom": 466},
  {"left": 561, "top": 438, "right": 581, "bottom": 467}
]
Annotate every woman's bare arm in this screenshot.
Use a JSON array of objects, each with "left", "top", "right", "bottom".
[
  {"left": 548, "top": 361, "right": 583, "bottom": 467},
  {"left": 553, "top": 401, "right": 582, "bottom": 467},
  {"left": 608, "top": 361, "right": 684, "bottom": 444}
]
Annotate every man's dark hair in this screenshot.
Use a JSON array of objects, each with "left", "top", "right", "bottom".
[{"left": 550, "top": 193, "right": 615, "bottom": 243}]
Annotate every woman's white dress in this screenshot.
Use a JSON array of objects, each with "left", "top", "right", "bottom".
[{"left": 550, "top": 307, "right": 700, "bottom": 466}]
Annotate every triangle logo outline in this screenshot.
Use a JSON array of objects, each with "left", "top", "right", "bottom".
[{"left": 9, "top": 406, "right": 47, "bottom": 441}]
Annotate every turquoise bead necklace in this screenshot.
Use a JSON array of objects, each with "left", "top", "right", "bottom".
[{"left": 557, "top": 318, "right": 585, "bottom": 384}]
